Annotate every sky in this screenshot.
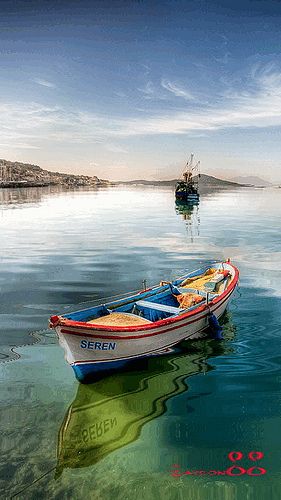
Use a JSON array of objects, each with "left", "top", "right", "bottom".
[{"left": 1, "top": 0, "right": 281, "bottom": 181}]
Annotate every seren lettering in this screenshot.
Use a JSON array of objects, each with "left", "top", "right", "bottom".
[
  {"left": 82, "top": 417, "right": 118, "bottom": 443},
  {"left": 80, "top": 340, "right": 116, "bottom": 350}
]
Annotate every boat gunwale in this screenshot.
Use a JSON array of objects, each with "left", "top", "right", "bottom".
[
  {"left": 55, "top": 262, "right": 239, "bottom": 334},
  {"left": 60, "top": 288, "right": 235, "bottom": 343}
]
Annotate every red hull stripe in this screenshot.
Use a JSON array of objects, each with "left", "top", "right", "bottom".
[
  {"left": 59, "top": 265, "right": 239, "bottom": 333},
  {"left": 61, "top": 288, "right": 234, "bottom": 341},
  {"left": 73, "top": 326, "right": 208, "bottom": 365}
]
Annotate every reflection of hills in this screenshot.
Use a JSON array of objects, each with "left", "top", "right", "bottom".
[
  {"left": 0, "top": 185, "right": 65, "bottom": 207},
  {"left": 57, "top": 313, "right": 235, "bottom": 476},
  {"left": 0, "top": 185, "right": 101, "bottom": 208},
  {"left": 116, "top": 174, "right": 244, "bottom": 190}
]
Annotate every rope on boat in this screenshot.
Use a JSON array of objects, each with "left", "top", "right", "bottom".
[
  {"left": 10, "top": 466, "right": 56, "bottom": 498},
  {"left": 60, "top": 286, "right": 152, "bottom": 312},
  {"left": 59, "top": 260, "right": 222, "bottom": 312},
  {"left": 1, "top": 261, "right": 226, "bottom": 363}
]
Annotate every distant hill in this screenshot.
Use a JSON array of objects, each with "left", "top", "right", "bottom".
[
  {"left": 0, "top": 159, "right": 250, "bottom": 191},
  {"left": 0, "top": 159, "right": 109, "bottom": 187},
  {"left": 194, "top": 174, "right": 244, "bottom": 187},
  {"left": 231, "top": 175, "right": 271, "bottom": 187},
  {"left": 117, "top": 173, "right": 246, "bottom": 189}
]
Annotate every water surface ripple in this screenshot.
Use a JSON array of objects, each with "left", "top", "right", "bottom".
[{"left": 0, "top": 186, "right": 281, "bottom": 499}]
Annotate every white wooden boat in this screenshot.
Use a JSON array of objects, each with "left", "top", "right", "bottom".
[{"left": 49, "top": 260, "right": 239, "bottom": 382}]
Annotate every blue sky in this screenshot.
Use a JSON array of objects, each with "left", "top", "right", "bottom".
[{"left": 1, "top": 0, "right": 281, "bottom": 181}]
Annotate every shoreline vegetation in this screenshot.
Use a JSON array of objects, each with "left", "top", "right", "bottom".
[
  {"left": 0, "top": 159, "right": 110, "bottom": 189},
  {"left": 0, "top": 159, "right": 269, "bottom": 190}
]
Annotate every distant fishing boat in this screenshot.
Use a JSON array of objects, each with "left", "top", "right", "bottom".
[
  {"left": 49, "top": 260, "right": 239, "bottom": 383},
  {"left": 175, "top": 153, "right": 200, "bottom": 202}
]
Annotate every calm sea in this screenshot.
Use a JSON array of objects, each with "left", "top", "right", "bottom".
[{"left": 0, "top": 185, "right": 281, "bottom": 499}]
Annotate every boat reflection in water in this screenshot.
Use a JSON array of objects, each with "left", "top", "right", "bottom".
[
  {"left": 56, "top": 313, "right": 235, "bottom": 476},
  {"left": 175, "top": 199, "right": 200, "bottom": 241}
]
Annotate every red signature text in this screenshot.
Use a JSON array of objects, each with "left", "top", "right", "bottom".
[{"left": 170, "top": 451, "right": 266, "bottom": 478}]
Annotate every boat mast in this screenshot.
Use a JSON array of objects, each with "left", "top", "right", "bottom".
[
  {"left": 183, "top": 153, "right": 193, "bottom": 185},
  {"left": 193, "top": 160, "right": 200, "bottom": 189}
]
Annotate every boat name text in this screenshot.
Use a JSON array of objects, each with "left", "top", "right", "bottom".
[
  {"left": 81, "top": 417, "right": 118, "bottom": 443},
  {"left": 80, "top": 340, "right": 117, "bottom": 350}
]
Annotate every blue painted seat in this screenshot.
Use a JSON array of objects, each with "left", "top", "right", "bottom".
[{"left": 135, "top": 300, "right": 180, "bottom": 315}]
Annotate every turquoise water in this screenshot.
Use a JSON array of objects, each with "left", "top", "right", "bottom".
[{"left": 0, "top": 185, "right": 281, "bottom": 499}]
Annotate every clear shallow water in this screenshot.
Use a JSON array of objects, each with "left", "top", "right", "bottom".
[{"left": 0, "top": 185, "right": 281, "bottom": 499}]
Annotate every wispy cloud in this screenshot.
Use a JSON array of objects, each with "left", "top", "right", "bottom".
[
  {"left": 140, "top": 63, "right": 151, "bottom": 77},
  {"left": 138, "top": 79, "right": 195, "bottom": 102},
  {"left": 2, "top": 63, "right": 281, "bottom": 152},
  {"left": 137, "top": 81, "right": 162, "bottom": 100},
  {"left": 106, "top": 143, "right": 128, "bottom": 154},
  {"left": 214, "top": 34, "right": 230, "bottom": 65},
  {"left": 128, "top": 64, "right": 281, "bottom": 135},
  {"left": 161, "top": 79, "right": 195, "bottom": 100},
  {"left": 0, "top": 141, "right": 39, "bottom": 149},
  {"left": 214, "top": 52, "right": 230, "bottom": 64},
  {"left": 33, "top": 78, "right": 56, "bottom": 88}
]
